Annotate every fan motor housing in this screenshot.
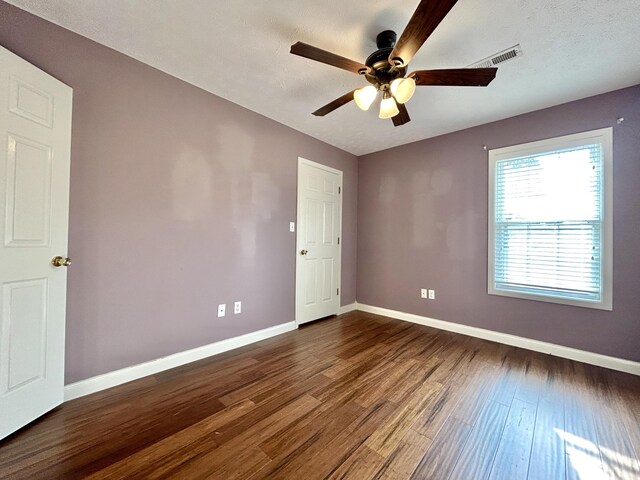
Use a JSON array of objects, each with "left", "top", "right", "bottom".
[{"left": 364, "top": 30, "right": 407, "bottom": 87}]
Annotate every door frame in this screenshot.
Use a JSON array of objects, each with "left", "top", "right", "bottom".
[{"left": 295, "top": 157, "right": 343, "bottom": 326}]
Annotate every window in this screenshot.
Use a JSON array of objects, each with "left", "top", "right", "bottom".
[{"left": 488, "top": 128, "right": 612, "bottom": 310}]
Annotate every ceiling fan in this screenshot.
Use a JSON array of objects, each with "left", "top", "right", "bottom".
[{"left": 290, "top": 0, "right": 498, "bottom": 126}]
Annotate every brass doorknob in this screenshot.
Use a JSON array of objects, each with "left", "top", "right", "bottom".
[
  {"left": 300, "top": 249, "right": 308, "bottom": 255},
  {"left": 52, "top": 256, "right": 71, "bottom": 267}
]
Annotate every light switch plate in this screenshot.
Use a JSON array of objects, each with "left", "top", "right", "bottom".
[
  {"left": 217, "top": 304, "right": 225, "bottom": 317},
  {"left": 290, "top": 222, "right": 295, "bottom": 232}
]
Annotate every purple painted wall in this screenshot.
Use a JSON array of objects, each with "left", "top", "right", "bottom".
[
  {"left": 358, "top": 84, "right": 640, "bottom": 362},
  {"left": 0, "top": 2, "right": 358, "bottom": 383},
  {"left": 1, "top": 2, "right": 637, "bottom": 385}
]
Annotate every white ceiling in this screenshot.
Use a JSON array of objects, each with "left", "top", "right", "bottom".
[{"left": 7, "top": 0, "right": 640, "bottom": 155}]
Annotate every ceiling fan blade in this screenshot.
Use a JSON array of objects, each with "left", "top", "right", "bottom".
[
  {"left": 392, "top": 103, "right": 411, "bottom": 126},
  {"left": 291, "top": 42, "right": 368, "bottom": 74},
  {"left": 312, "top": 90, "right": 357, "bottom": 116},
  {"left": 389, "top": 0, "right": 459, "bottom": 67},
  {"left": 409, "top": 68, "right": 498, "bottom": 86}
]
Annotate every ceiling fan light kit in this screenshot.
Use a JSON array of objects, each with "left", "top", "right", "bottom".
[
  {"left": 354, "top": 70, "right": 415, "bottom": 116},
  {"left": 353, "top": 85, "right": 378, "bottom": 111},
  {"left": 379, "top": 91, "right": 400, "bottom": 119},
  {"left": 390, "top": 77, "right": 416, "bottom": 104},
  {"left": 290, "top": 0, "right": 498, "bottom": 127}
]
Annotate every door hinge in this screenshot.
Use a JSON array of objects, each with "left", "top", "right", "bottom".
[
  {"left": 337, "top": 288, "right": 339, "bottom": 296},
  {"left": 337, "top": 237, "right": 340, "bottom": 244},
  {"left": 338, "top": 187, "right": 341, "bottom": 194}
]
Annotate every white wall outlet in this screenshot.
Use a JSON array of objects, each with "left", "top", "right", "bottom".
[
  {"left": 289, "top": 222, "right": 295, "bottom": 232},
  {"left": 234, "top": 301, "right": 241, "bottom": 314},
  {"left": 428, "top": 289, "right": 435, "bottom": 300},
  {"left": 421, "top": 289, "right": 427, "bottom": 298},
  {"left": 217, "top": 304, "right": 226, "bottom": 317}
]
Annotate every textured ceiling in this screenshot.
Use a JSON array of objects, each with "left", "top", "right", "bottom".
[{"left": 6, "top": 0, "right": 640, "bottom": 155}]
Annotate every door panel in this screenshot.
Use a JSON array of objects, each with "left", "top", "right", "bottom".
[
  {"left": 0, "top": 46, "right": 72, "bottom": 440},
  {"left": 322, "top": 202, "right": 334, "bottom": 244},
  {"left": 323, "top": 177, "right": 335, "bottom": 195},
  {"left": 321, "top": 258, "right": 333, "bottom": 301},
  {"left": 9, "top": 75, "right": 54, "bottom": 128},
  {"left": 305, "top": 198, "right": 318, "bottom": 244},
  {"left": 304, "top": 260, "right": 317, "bottom": 305},
  {"left": 296, "top": 159, "right": 342, "bottom": 325},
  {"left": 1, "top": 279, "right": 47, "bottom": 393},
  {"left": 5, "top": 135, "right": 53, "bottom": 246}
]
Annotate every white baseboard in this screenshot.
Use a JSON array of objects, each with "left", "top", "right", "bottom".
[
  {"left": 64, "top": 303, "right": 638, "bottom": 402},
  {"left": 355, "top": 303, "right": 640, "bottom": 376},
  {"left": 64, "top": 321, "right": 298, "bottom": 401},
  {"left": 338, "top": 302, "right": 357, "bottom": 315}
]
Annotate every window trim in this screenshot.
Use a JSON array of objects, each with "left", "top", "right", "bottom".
[{"left": 487, "top": 128, "right": 613, "bottom": 310}]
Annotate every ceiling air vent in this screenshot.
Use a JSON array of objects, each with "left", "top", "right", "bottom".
[{"left": 467, "top": 44, "right": 523, "bottom": 68}]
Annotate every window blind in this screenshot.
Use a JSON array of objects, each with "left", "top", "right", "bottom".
[{"left": 493, "top": 143, "right": 603, "bottom": 302}]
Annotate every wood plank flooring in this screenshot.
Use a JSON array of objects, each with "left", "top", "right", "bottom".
[{"left": 1, "top": 311, "right": 639, "bottom": 480}]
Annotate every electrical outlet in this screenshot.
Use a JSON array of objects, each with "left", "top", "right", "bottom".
[
  {"left": 428, "top": 289, "right": 435, "bottom": 300},
  {"left": 217, "top": 304, "right": 226, "bottom": 317},
  {"left": 290, "top": 222, "right": 295, "bottom": 232},
  {"left": 421, "top": 289, "right": 427, "bottom": 298},
  {"left": 234, "top": 301, "right": 241, "bottom": 314}
]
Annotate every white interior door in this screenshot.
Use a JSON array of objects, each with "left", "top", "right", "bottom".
[
  {"left": 0, "top": 46, "right": 72, "bottom": 439},
  {"left": 295, "top": 158, "right": 342, "bottom": 325}
]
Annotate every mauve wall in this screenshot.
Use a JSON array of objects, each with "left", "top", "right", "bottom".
[
  {"left": 0, "top": 2, "right": 358, "bottom": 383},
  {"left": 358, "top": 84, "right": 640, "bottom": 362}
]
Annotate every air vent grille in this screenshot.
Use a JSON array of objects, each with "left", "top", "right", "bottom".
[{"left": 467, "top": 44, "right": 523, "bottom": 68}]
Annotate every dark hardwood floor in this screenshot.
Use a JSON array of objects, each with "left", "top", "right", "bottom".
[{"left": 1, "top": 311, "right": 639, "bottom": 479}]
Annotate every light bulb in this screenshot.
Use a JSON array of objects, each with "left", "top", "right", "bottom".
[
  {"left": 390, "top": 77, "right": 416, "bottom": 104},
  {"left": 353, "top": 86, "right": 377, "bottom": 111},
  {"left": 379, "top": 95, "right": 399, "bottom": 119}
]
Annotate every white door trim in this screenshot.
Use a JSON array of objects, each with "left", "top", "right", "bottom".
[{"left": 295, "top": 157, "right": 343, "bottom": 326}]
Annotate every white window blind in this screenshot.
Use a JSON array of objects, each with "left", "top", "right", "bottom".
[{"left": 488, "top": 128, "right": 612, "bottom": 310}]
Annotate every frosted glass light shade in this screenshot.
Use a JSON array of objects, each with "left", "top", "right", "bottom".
[
  {"left": 379, "top": 96, "right": 399, "bottom": 119},
  {"left": 390, "top": 77, "right": 416, "bottom": 104},
  {"left": 353, "top": 86, "right": 377, "bottom": 111}
]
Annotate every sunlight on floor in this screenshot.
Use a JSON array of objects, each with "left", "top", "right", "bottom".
[{"left": 555, "top": 428, "right": 640, "bottom": 480}]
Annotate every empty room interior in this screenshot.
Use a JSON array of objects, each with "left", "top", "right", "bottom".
[{"left": 1, "top": 0, "right": 639, "bottom": 479}]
